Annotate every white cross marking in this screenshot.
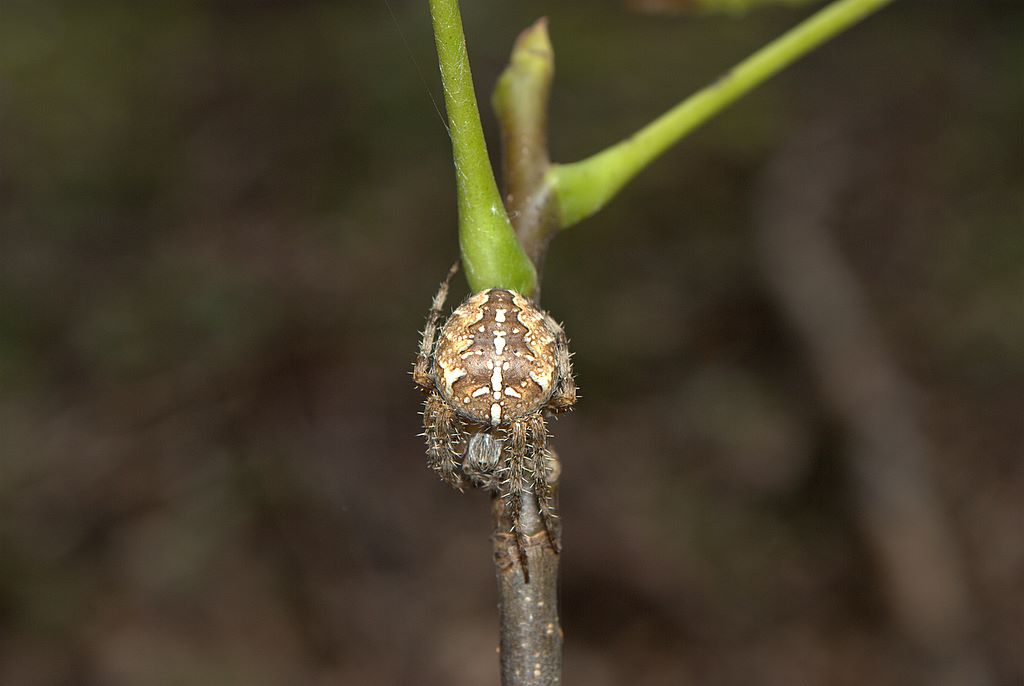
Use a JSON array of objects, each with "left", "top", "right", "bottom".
[
  {"left": 443, "top": 367, "right": 466, "bottom": 394},
  {"left": 491, "top": 364, "right": 503, "bottom": 391}
]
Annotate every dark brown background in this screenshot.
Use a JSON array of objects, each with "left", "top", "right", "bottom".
[{"left": 1, "top": 1, "right": 1021, "bottom": 684}]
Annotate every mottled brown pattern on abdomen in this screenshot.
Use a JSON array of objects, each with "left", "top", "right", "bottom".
[{"left": 434, "top": 289, "right": 557, "bottom": 425}]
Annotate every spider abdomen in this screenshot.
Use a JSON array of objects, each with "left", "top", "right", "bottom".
[
  {"left": 414, "top": 268, "right": 575, "bottom": 556},
  {"left": 433, "top": 289, "right": 558, "bottom": 426}
]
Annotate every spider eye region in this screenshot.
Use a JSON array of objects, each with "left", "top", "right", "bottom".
[{"left": 432, "top": 289, "right": 558, "bottom": 426}]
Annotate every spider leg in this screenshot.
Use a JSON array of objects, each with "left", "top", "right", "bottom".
[
  {"left": 527, "top": 413, "right": 562, "bottom": 552},
  {"left": 543, "top": 313, "right": 577, "bottom": 412},
  {"left": 507, "top": 420, "right": 531, "bottom": 579},
  {"left": 423, "top": 393, "right": 465, "bottom": 490},
  {"left": 412, "top": 261, "right": 460, "bottom": 389}
]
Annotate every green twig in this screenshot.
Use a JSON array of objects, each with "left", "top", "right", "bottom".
[
  {"left": 428, "top": 0, "right": 537, "bottom": 295},
  {"left": 549, "top": 0, "right": 895, "bottom": 228}
]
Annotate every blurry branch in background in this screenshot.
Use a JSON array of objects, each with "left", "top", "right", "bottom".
[
  {"left": 549, "top": 0, "right": 895, "bottom": 229},
  {"left": 626, "top": 0, "right": 825, "bottom": 16},
  {"left": 428, "top": 0, "right": 537, "bottom": 296},
  {"left": 755, "top": 126, "right": 993, "bottom": 686}
]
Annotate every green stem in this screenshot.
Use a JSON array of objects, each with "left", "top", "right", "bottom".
[
  {"left": 429, "top": 0, "right": 537, "bottom": 295},
  {"left": 549, "top": 0, "right": 895, "bottom": 229}
]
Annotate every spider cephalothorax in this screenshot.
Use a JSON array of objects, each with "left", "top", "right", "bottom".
[{"left": 413, "top": 266, "right": 576, "bottom": 552}]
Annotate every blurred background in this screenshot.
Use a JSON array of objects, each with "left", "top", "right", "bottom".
[{"left": 1, "top": 0, "right": 1021, "bottom": 684}]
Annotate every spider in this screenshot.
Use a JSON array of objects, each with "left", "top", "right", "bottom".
[{"left": 412, "top": 264, "right": 577, "bottom": 557}]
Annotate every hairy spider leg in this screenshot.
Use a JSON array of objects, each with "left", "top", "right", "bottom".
[
  {"left": 543, "top": 313, "right": 577, "bottom": 412},
  {"left": 423, "top": 393, "right": 465, "bottom": 490},
  {"left": 507, "top": 420, "right": 532, "bottom": 580},
  {"left": 527, "top": 413, "right": 562, "bottom": 553},
  {"left": 412, "top": 261, "right": 460, "bottom": 389}
]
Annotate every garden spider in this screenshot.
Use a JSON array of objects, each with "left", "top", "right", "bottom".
[{"left": 412, "top": 265, "right": 576, "bottom": 560}]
